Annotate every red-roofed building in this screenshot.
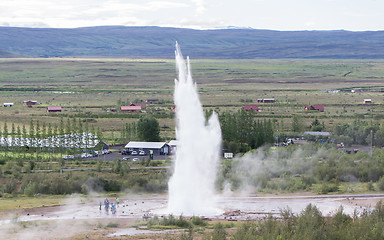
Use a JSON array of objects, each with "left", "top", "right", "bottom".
[
  {"left": 304, "top": 105, "right": 324, "bottom": 112},
  {"left": 23, "top": 100, "right": 38, "bottom": 106},
  {"left": 243, "top": 105, "right": 259, "bottom": 111},
  {"left": 47, "top": 106, "right": 62, "bottom": 112},
  {"left": 121, "top": 105, "right": 142, "bottom": 112}
]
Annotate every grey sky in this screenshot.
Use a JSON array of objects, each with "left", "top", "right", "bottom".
[{"left": 0, "top": 0, "right": 383, "bottom": 30}]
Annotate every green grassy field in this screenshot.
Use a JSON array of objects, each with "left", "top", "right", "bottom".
[{"left": 0, "top": 58, "right": 383, "bottom": 141}]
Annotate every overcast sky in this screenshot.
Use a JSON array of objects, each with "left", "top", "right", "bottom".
[{"left": 0, "top": 0, "right": 383, "bottom": 31}]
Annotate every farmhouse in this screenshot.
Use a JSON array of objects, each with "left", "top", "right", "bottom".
[
  {"left": 3, "top": 103, "right": 14, "bottom": 107},
  {"left": 47, "top": 106, "right": 62, "bottom": 112},
  {"left": 364, "top": 99, "right": 372, "bottom": 104},
  {"left": 125, "top": 141, "right": 170, "bottom": 155},
  {"left": 243, "top": 105, "right": 259, "bottom": 111},
  {"left": 304, "top": 105, "right": 324, "bottom": 112},
  {"left": 257, "top": 98, "right": 275, "bottom": 103},
  {"left": 121, "top": 105, "right": 141, "bottom": 112},
  {"left": 23, "top": 100, "right": 37, "bottom": 106}
]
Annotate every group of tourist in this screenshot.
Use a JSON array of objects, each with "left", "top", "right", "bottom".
[{"left": 99, "top": 197, "right": 120, "bottom": 214}]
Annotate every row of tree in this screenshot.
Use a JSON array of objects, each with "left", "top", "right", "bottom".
[
  {"left": 120, "top": 116, "right": 161, "bottom": 143},
  {"left": 332, "top": 119, "right": 384, "bottom": 147},
  {"left": 219, "top": 110, "right": 275, "bottom": 153}
]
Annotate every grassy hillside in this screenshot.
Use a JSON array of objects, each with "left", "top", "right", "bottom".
[{"left": 1, "top": 26, "right": 384, "bottom": 58}]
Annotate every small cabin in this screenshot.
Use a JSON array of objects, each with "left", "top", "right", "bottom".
[
  {"left": 23, "top": 100, "right": 37, "bottom": 106},
  {"left": 304, "top": 105, "right": 324, "bottom": 112},
  {"left": 257, "top": 98, "right": 275, "bottom": 103},
  {"left": 3, "top": 103, "right": 14, "bottom": 107},
  {"left": 121, "top": 105, "right": 142, "bottom": 112},
  {"left": 47, "top": 106, "right": 62, "bottom": 112},
  {"left": 363, "top": 99, "right": 372, "bottom": 104}
]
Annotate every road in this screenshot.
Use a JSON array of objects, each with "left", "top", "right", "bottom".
[{"left": 32, "top": 166, "right": 170, "bottom": 173}]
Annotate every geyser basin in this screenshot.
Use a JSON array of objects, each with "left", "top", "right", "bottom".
[{"left": 167, "top": 43, "right": 222, "bottom": 216}]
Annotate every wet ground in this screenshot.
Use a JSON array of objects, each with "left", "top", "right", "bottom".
[
  {"left": 15, "top": 194, "right": 384, "bottom": 221},
  {"left": 1, "top": 193, "right": 384, "bottom": 238}
]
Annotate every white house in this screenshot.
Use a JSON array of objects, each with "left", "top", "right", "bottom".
[
  {"left": 3, "top": 103, "right": 14, "bottom": 107},
  {"left": 168, "top": 140, "right": 178, "bottom": 154},
  {"left": 125, "top": 141, "right": 170, "bottom": 155}
]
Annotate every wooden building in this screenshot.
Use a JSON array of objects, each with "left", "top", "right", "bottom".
[
  {"left": 121, "top": 105, "right": 142, "bottom": 112},
  {"left": 304, "top": 105, "right": 324, "bottom": 112},
  {"left": 47, "top": 106, "right": 62, "bottom": 112}
]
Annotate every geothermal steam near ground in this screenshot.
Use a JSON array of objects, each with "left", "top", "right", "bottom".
[{"left": 167, "top": 43, "right": 222, "bottom": 216}]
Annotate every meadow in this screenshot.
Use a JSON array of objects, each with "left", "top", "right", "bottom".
[{"left": 0, "top": 58, "right": 383, "bottom": 142}]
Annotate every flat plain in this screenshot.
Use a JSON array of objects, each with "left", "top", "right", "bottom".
[{"left": 0, "top": 58, "right": 384, "bottom": 141}]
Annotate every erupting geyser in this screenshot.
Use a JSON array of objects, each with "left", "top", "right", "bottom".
[{"left": 167, "top": 43, "right": 222, "bottom": 216}]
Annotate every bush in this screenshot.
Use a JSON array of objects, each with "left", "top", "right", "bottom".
[
  {"left": 147, "top": 215, "right": 192, "bottom": 228},
  {"left": 5, "top": 179, "right": 18, "bottom": 194},
  {"left": 211, "top": 222, "right": 227, "bottom": 240},
  {"left": 24, "top": 181, "right": 39, "bottom": 196},
  {"left": 317, "top": 181, "right": 340, "bottom": 194},
  {"left": 377, "top": 176, "right": 384, "bottom": 191},
  {"left": 190, "top": 216, "right": 207, "bottom": 226},
  {"left": 106, "top": 222, "right": 119, "bottom": 228}
]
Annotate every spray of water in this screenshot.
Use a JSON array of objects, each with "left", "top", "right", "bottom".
[{"left": 167, "top": 43, "right": 222, "bottom": 216}]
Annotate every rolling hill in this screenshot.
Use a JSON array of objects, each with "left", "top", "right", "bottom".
[{"left": 0, "top": 26, "right": 384, "bottom": 59}]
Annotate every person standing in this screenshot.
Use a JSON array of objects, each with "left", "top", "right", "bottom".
[{"left": 116, "top": 197, "right": 120, "bottom": 207}]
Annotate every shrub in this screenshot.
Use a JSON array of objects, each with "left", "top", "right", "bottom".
[
  {"left": 5, "top": 179, "right": 18, "bottom": 194},
  {"left": 106, "top": 222, "right": 119, "bottom": 228},
  {"left": 211, "top": 222, "right": 227, "bottom": 240},
  {"left": 317, "top": 181, "right": 340, "bottom": 194},
  {"left": 24, "top": 181, "right": 39, "bottom": 196},
  {"left": 147, "top": 215, "right": 192, "bottom": 228},
  {"left": 377, "top": 176, "right": 384, "bottom": 191},
  {"left": 190, "top": 216, "right": 207, "bottom": 226}
]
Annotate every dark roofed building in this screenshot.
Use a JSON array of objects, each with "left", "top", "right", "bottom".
[
  {"left": 146, "top": 99, "right": 159, "bottom": 104},
  {"left": 257, "top": 98, "right": 275, "bottom": 103}
]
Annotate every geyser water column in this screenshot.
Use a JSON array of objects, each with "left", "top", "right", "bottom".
[{"left": 167, "top": 43, "right": 222, "bottom": 216}]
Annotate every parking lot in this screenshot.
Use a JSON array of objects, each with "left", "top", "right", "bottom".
[{"left": 63, "top": 145, "right": 170, "bottom": 162}]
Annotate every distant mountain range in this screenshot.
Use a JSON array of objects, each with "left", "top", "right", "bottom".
[{"left": 1, "top": 26, "right": 384, "bottom": 59}]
